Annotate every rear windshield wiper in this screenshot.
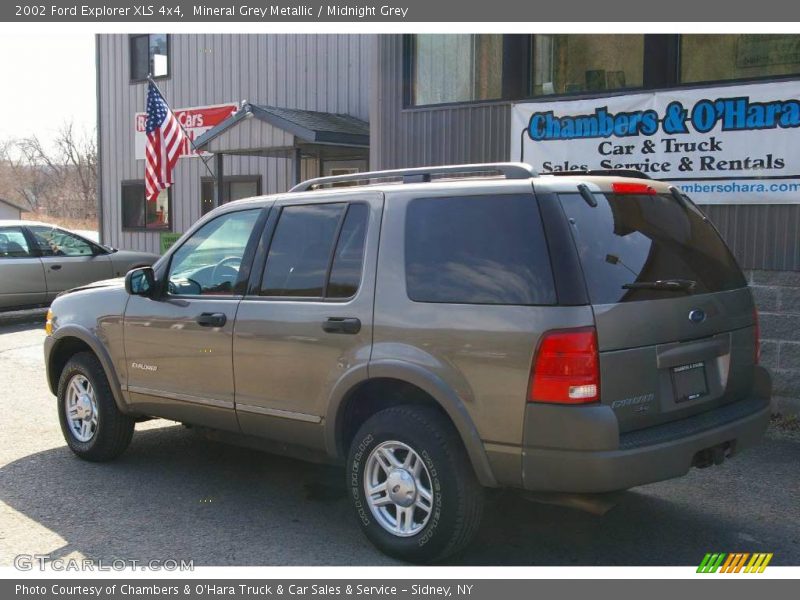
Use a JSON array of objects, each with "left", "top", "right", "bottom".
[{"left": 622, "top": 279, "right": 697, "bottom": 292}]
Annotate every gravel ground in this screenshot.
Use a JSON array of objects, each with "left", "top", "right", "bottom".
[{"left": 1, "top": 323, "right": 798, "bottom": 566}]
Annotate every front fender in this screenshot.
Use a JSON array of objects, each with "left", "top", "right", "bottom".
[
  {"left": 324, "top": 359, "right": 498, "bottom": 487},
  {"left": 45, "top": 324, "right": 131, "bottom": 415}
]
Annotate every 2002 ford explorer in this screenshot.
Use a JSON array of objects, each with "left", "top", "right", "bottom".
[{"left": 44, "top": 163, "right": 771, "bottom": 563}]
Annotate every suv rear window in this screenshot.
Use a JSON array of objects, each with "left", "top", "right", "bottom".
[
  {"left": 560, "top": 191, "right": 747, "bottom": 304},
  {"left": 405, "top": 194, "right": 556, "bottom": 305}
]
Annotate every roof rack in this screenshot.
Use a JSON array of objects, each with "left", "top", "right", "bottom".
[
  {"left": 289, "top": 162, "right": 538, "bottom": 192},
  {"left": 543, "top": 169, "right": 652, "bottom": 180}
]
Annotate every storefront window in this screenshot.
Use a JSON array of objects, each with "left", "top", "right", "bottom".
[
  {"left": 412, "top": 34, "right": 503, "bottom": 105},
  {"left": 121, "top": 182, "right": 170, "bottom": 230},
  {"left": 201, "top": 177, "right": 261, "bottom": 216},
  {"left": 530, "top": 34, "right": 644, "bottom": 96},
  {"left": 680, "top": 34, "right": 800, "bottom": 84}
]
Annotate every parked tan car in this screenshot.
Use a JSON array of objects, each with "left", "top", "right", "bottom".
[{"left": 0, "top": 220, "right": 159, "bottom": 310}]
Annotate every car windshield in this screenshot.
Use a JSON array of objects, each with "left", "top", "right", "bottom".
[{"left": 559, "top": 190, "right": 747, "bottom": 304}]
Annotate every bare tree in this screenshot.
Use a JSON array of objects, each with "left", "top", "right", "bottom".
[
  {"left": 0, "top": 139, "right": 44, "bottom": 212},
  {"left": 0, "top": 123, "right": 97, "bottom": 220},
  {"left": 56, "top": 123, "right": 97, "bottom": 215}
]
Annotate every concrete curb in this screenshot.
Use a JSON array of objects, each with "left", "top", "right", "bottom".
[{"left": 0, "top": 308, "right": 48, "bottom": 328}]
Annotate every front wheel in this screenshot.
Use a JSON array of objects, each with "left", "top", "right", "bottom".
[
  {"left": 57, "top": 352, "right": 134, "bottom": 461},
  {"left": 347, "top": 405, "right": 484, "bottom": 563}
]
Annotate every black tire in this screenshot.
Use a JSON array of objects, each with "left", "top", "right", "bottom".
[
  {"left": 57, "top": 352, "right": 134, "bottom": 461},
  {"left": 347, "top": 405, "right": 484, "bottom": 564}
]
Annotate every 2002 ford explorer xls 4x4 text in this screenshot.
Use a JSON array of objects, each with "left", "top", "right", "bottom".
[{"left": 44, "top": 163, "right": 771, "bottom": 563}]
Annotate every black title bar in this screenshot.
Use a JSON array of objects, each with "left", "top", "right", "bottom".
[{"left": 4, "top": 0, "right": 800, "bottom": 22}]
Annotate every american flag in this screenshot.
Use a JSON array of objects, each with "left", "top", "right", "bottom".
[{"left": 144, "top": 82, "right": 188, "bottom": 201}]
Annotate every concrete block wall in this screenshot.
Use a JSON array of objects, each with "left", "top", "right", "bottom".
[{"left": 747, "top": 270, "right": 800, "bottom": 415}]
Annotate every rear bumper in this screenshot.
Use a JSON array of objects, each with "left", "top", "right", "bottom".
[{"left": 521, "top": 369, "right": 771, "bottom": 493}]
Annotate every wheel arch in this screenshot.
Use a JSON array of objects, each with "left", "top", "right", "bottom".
[
  {"left": 46, "top": 326, "right": 130, "bottom": 414},
  {"left": 326, "top": 360, "right": 498, "bottom": 487}
]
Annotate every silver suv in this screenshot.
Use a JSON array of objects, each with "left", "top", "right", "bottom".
[{"left": 44, "top": 163, "right": 771, "bottom": 563}]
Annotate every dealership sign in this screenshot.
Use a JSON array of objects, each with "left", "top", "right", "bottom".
[
  {"left": 511, "top": 80, "right": 800, "bottom": 204},
  {"left": 135, "top": 103, "right": 238, "bottom": 160}
]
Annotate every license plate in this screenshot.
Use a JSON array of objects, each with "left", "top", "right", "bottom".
[{"left": 672, "top": 361, "right": 708, "bottom": 403}]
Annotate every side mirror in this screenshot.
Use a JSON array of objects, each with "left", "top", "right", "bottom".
[{"left": 125, "top": 266, "right": 156, "bottom": 296}]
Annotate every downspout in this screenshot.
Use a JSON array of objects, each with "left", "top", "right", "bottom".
[{"left": 95, "top": 34, "right": 104, "bottom": 245}]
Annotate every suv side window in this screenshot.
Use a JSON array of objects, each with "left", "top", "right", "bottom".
[
  {"left": 259, "top": 202, "right": 369, "bottom": 299},
  {"left": 327, "top": 203, "right": 369, "bottom": 299},
  {"left": 168, "top": 209, "right": 261, "bottom": 296},
  {"left": 0, "top": 227, "right": 32, "bottom": 258},
  {"left": 405, "top": 195, "right": 556, "bottom": 306},
  {"left": 28, "top": 226, "right": 96, "bottom": 257}
]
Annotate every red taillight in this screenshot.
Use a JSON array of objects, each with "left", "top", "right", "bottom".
[
  {"left": 529, "top": 327, "right": 600, "bottom": 404},
  {"left": 753, "top": 307, "right": 761, "bottom": 365},
  {"left": 612, "top": 182, "right": 658, "bottom": 195}
]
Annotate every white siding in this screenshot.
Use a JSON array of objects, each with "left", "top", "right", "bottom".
[{"left": 0, "top": 202, "right": 22, "bottom": 220}]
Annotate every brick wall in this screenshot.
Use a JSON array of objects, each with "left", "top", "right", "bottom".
[{"left": 747, "top": 270, "right": 800, "bottom": 415}]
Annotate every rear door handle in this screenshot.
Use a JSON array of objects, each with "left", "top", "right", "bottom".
[
  {"left": 50, "top": 265, "right": 62, "bottom": 271},
  {"left": 196, "top": 312, "right": 227, "bottom": 327},
  {"left": 322, "top": 317, "right": 361, "bottom": 334}
]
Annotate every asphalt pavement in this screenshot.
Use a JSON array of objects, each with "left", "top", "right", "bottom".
[{"left": 1, "top": 322, "right": 798, "bottom": 566}]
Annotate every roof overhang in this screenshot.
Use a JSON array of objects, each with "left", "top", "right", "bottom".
[
  {"left": 0, "top": 197, "right": 27, "bottom": 212},
  {"left": 194, "top": 103, "right": 369, "bottom": 156}
]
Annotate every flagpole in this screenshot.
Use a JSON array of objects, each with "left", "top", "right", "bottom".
[{"left": 147, "top": 74, "right": 216, "bottom": 178}]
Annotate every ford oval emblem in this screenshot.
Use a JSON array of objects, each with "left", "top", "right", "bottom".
[{"left": 689, "top": 309, "right": 706, "bottom": 324}]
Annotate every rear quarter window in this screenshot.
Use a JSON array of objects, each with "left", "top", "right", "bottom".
[{"left": 405, "top": 194, "right": 556, "bottom": 305}]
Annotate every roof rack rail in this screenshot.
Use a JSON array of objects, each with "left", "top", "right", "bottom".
[
  {"left": 543, "top": 169, "right": 652, "bottom": 180},
  {"left": 289, "top": 162, "right": 537, "bottom": 192}
]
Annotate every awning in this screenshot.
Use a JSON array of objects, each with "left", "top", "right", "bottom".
[
  {"left": 193, "top": 103, "right": 370, "bottom": 157},
  {"left": 193, "top": 102, "right": 369, "bottom": 206}
]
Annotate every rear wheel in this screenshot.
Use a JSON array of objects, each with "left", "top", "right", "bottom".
[
  {"left": 346, "top": 405, "right": 484, "bottom": 563},
  {"left": 57, "top": 352, "right": 134, "bottom": 461}
]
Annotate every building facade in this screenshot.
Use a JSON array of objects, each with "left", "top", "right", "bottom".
[
  {"left": 97, "top": 33, "right": 372, "bottom": 254},
  {"left": 370, "top": 34, "right": 800, "bottom": 412},
  {"left": 97, "top": 33, "right": 800, "bottom": 411}
]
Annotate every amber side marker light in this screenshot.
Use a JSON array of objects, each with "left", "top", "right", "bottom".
[{"left": 45, "top": 309, "right": 53, "bottom": 336}]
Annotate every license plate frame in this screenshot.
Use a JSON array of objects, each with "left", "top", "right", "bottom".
[{"left": 671, "top": 361, "right": 708, "bottom": 403}]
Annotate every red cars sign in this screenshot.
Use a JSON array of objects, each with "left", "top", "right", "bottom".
[{"left": 135, "top": 103, "right": 238, "bottom": 160}]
